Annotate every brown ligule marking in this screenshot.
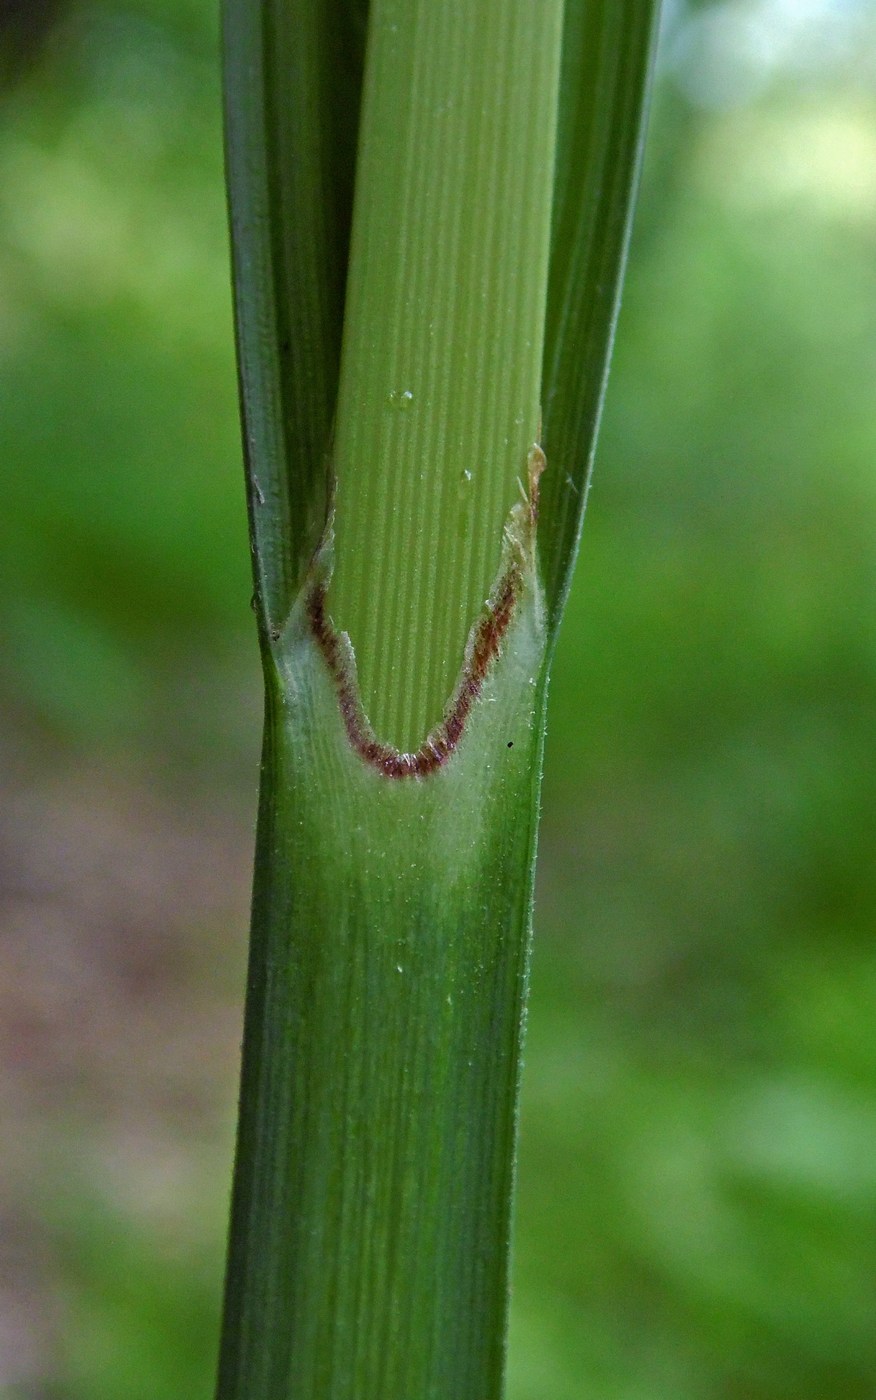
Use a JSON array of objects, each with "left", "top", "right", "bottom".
[
  {"left": 306, "top": 444, "right": 544, "bottom": 780},
  {"left": 307, "top": 563, "right": 522, "bottom": 779}
]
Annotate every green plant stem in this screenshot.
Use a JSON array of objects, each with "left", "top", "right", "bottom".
[
  {"left": 328, "top": 0, "right": 564, "bottom": 751},
  {"left": 217, "top": 1, "right": 661, "bottom": 1397},
  {"left": 216, "top": 553, "right": 547, "bottom": 1399}
]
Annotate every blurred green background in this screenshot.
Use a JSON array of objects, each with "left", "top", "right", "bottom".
[{"left": 2, "top": 1, "right": 876, "bottom": 1396}]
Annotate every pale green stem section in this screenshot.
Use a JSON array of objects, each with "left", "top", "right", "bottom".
[{"left": 328, "top": 0, "right": 564, "bottom": 753}]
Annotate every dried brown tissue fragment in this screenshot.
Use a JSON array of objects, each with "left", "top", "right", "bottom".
[{"left": 307, "top": 444, "right": 545, "bottom": 779}]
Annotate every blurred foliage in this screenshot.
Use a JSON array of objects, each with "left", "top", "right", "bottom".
[{"left": 2, "top": 1, "right": 876, "bottom": 1398}]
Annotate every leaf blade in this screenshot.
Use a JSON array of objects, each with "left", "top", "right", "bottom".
[
  {"left": 222, "top": 0, "right": 365, "bottom": 629},
  {"left": 540, "top": 0, "right": 662, "bottom": 629}
]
